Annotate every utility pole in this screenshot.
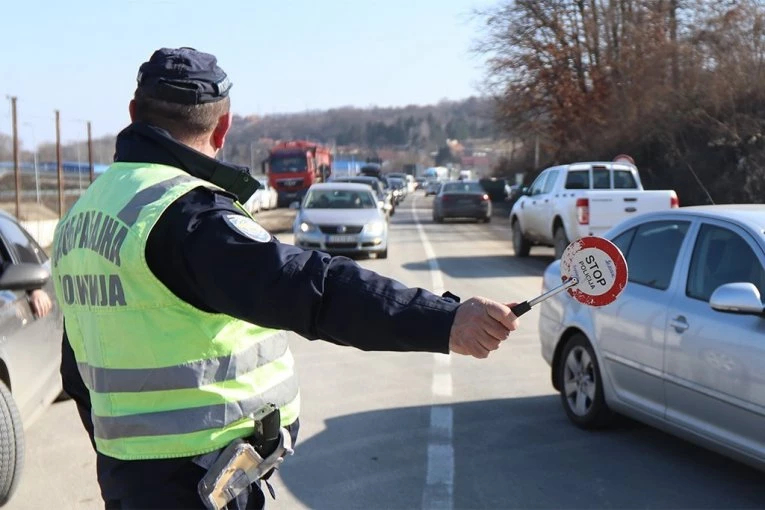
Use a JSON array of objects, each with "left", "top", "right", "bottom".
[
  {"left": 10, "top": 97, "right": 20, "bottom": 219},
  {"left": 88, "top": 121, "right": 94, "bottom": 183},
  {"left": 56, "top": 110, "right": 64, "bottom": 217}
]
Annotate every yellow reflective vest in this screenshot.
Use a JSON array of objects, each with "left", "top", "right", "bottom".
[{"left": 52, "top": 162, "right": 300, "bottom": 460}]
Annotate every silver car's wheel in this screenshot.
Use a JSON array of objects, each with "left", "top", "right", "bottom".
[
  {"left": 0, "top": 380, "right": 24, "bottom": 505},
  {"left": 558, "top": 334, "right": 614, "bottom": 429},
  {"left": 563, "top": 346, "right": 596, "bottom": 417}
]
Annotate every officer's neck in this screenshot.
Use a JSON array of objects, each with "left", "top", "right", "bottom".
[{"left": 178, "top": 136, "right": 218, "bottom": 159}]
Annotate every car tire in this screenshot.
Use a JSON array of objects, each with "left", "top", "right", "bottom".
[
  {"left": 0, "top": 380, "right": 24, "bottom": 506},
  {"left": 554, "top": 225, "right": 569, "bottom": 260},
  {"left": 433, "top": 214, "right": 443, "bottom": 224},
  {"left": 557, "top": 334, "right": 614, "bottom": 429},
  {"left": 484, "top": 216, "right": 491, "bottom": 223},
  {"left": 376, "top": 249, "right": 388, "bottom": 259},
  {"left": 512, "top": 220, "right": 531, "bottom": 257}
]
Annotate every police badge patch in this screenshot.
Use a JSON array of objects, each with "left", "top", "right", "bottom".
[{"left": 223, "top": 214, "right": 272, "bottom": 243}]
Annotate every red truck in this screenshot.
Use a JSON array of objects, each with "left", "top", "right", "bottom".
[{"left": 262, "top": 140, "right": 333, "bottom": 206}]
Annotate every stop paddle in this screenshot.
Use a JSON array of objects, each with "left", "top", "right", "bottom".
[{"left": 510, "top": 236, "right": 628, "bottom": 318}]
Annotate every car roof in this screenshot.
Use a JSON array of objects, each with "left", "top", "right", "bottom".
[
  {"left": 443, "top": 179, "right": 481, "bottom": 185},
  {"left": 619, "top": 204, "right": 765, "bottom": 236},
  {"left": 334, "top": 176, "right": 376, "bottom": 182},
  {"left": 545, "top": 162, "right": 638, "bottom": 172},
  {"left": 309, "top": 182, "right": 375, "bottom": 191}
]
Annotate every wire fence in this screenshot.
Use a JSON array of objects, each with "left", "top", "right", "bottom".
[
  {"left": 0, "top": 97, "right": 104, "bottom": 220},
  {"left": 0, "top": 95, "right": 111, "bottom": 247}
]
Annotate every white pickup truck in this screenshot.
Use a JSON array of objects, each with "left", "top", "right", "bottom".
[{"left": 510, "top": 161, "right": 679, "bottom": 259}]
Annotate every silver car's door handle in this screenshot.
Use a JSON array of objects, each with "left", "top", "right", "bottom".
[{"left": 670, "top": 315, "right": 689, "bottom": 333}]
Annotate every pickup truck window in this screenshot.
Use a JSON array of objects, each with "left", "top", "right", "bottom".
[
  {"left": 614, "top": 170, "right": 638, "bottom": 189},
  {"left": 565, "top": 170, "right": 590, "bottom": 189},
  {"left": 542, "top": 170, "right": 559, "bottom": 193},
  {"left": 593, "top": 168, "right": 611, "bottom": 189},
  {"left": 528, "top": 173, "right": 548, "bottom": 196}
]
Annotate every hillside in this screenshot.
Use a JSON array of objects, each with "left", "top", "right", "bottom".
[{"left": 1, "top": 97, "right": 502, "bottom": 171}]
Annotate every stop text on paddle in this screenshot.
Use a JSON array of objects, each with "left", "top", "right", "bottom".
[{"left": 510, "top": 236, "right": 628, "bottom": 317}]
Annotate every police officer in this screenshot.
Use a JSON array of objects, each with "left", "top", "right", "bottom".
[{"left": 53, "top": 47, "right": 520, "bottom": 509}]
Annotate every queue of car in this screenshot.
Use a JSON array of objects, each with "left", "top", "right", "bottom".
[{"left": 5, "top": 160, "right": 765, "bottom": 507}]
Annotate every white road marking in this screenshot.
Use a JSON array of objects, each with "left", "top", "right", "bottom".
[{"left": 411, "top": 195, "right": 454, "bottom": 510}]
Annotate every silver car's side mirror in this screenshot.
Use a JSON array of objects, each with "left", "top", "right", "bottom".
[
  {"left": 0, "top": 263, "right": 50, "bottom": 291},
  {"left": 709, "top": 282, "right": 764, "bottom": 315},
  {"left": 289, "top": 201, "right": 301, "bottom": 210}
]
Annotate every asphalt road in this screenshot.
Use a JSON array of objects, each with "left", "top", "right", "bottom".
[{"left": 11, "top": 193, "right": 765, "bottom": 509}]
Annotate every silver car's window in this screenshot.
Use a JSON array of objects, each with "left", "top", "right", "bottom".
[
  {"left": 623, "top": 220, "right": 690, "bottom": 290},
  {"left": 304, "top": 189, "right": 376, "bottom": 209},
  {"left": 0, "top": 217, "right": 46, "bottom": 264},
  {"left": 686, "top": 224, "right": 765, "bottom": 302},
  {"left": 611, "top": 228, "right": 636, "bottom": 256}
]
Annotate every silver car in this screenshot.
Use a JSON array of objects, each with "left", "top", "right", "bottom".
[
  {"left": 539, "top": 205, "right": 765, "bottom": 472},
  {"left": 293, "top": 183, "right": 389, "bottom": 259},
  {"left": 0, "top": 211, "right": 64, "bottom": 504}
]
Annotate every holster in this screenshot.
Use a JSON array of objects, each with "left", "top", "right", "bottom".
[{"left": 197, "top": 428, "right": 293, "bottom": 510}]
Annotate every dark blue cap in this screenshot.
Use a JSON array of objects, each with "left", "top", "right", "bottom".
[{"left": 136, "top": 47, "right": 232, "bottom": 105}]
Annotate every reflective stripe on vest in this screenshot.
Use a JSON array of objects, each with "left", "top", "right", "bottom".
[{"left": 52, "top": 162, "right": 300, "bottom": 460}]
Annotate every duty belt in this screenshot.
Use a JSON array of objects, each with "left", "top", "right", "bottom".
[{"left": 196, "top": 428, "right": 293, "bottom": 510}]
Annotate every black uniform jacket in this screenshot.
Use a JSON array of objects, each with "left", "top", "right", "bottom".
[{"left": 59, "top": 122, "right": 460, "bottom": 499}]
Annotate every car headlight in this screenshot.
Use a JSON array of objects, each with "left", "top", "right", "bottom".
[
  {"left": 299, "top": 221, "right": 317, "bottom": 233},
  {"left": 364, "top": 221, "right": 385, "bottom": 236}
]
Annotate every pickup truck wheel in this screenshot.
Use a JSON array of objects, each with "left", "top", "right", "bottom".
[
  {"left": 0, "top": 380, "right": 24, "bottom": 506},
  {"left": 558, "top": 334, "right": 614, "bottom": 429},
  {"left": 512, "top": 221, "right": 531, "bottom": 257},
  {"left": 554, "top": 226, "right": 569, "bottom": 259}
]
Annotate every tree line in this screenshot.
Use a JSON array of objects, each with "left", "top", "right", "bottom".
[{"left": 477, "top": 0, "right": 765, "bottom": 205}]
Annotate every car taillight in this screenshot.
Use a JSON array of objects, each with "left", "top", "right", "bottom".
[
  {"left": 441, "top": 195, "right": 451, "bottom": 202},
  {"left": 671, "top": 191, "right": 680, "bottom": 208},
  {"left": 576, "top": 198, "right": 589, "bottom": 225}
]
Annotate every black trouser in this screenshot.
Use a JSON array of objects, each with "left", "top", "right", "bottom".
[{"left": 103, "top": 459, "right": 266, "bottom": 510}]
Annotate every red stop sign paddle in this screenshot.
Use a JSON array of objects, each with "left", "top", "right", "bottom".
[{"left": 510, "top": 236, "right": 628, "bottom": 317}]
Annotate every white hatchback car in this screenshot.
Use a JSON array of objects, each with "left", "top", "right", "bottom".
[{"left": 539, "top": 205, "right": 765, "bottom": 472}]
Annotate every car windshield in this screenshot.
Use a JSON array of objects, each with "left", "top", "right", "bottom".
[
  {"left": 336, "top": 179, "right": 381, "bottom": 193},
  {"left": 270, "top": 156, "right": 306, "bottom": 173},
  {"left": 304, "top": 189, "right": 376, "bottom": 209},
  {"left": 442, "top": 182, "right": 484, "bottom": 193}
]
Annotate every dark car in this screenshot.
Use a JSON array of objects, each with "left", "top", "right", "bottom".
[
  {"left": 478, "top": 177, "right": 512, "bottom": 202},
  {"left": 432, "top": 180, "right": 492, "bottom": 223},
  {"left": 0, "top": 210, "right": 64, "bottom": 505}
]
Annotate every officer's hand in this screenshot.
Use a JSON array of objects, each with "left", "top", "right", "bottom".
[{"left": 448, "top": 297, "right": 519, "bottom": 359}]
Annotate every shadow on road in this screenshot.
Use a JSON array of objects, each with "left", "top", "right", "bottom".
[
  {"left": 279, "top": 396, "right": 765, "bottom": 510},
  {"left": 402, "top": 254, "right": 555, "bottom": 279}
]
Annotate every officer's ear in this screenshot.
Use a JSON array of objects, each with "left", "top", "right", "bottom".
[
  {"left": 211, "top": 112, "right": 232, "bottom": 151},
  {"left": 129, "top": 100, "right": 137, "bottom": 122}
]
